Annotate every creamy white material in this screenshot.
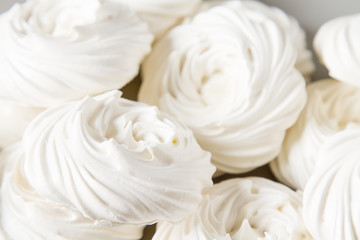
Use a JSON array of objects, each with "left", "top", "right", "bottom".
[
  {"left": 0, "top": 0, "right": 152, "bottom": 107},
  {"left": 115, "top": 0, "right": 201, "bottom": 39},
  {"left": 314, "top": 14, "right": 360, "bottom": 87},
  {"left": 270, "top": 79, "right": 360, "bottom": 190},
  {"left": 153, "top": 177, "right": 313, "bottom": 240},
  {"left": 23, "top": 90, "right": 214, "bottom": 224},
  {"left": 139, "top": 2, "right": 306, "bottom": 173},
  {"left": 303, "top": 130, "right": 360, "bottom": 240},
  {"left": 0, "top": 100, "right": 43, "bottom": 150},
  {"left": 199, "top": 0, "right": 314, "bottom": 79},
  {"left": 0, "top": 146, "right": 145, "bottom": 240}
]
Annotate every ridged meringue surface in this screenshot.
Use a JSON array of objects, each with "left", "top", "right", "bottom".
[
  {"left": 139, "top": 2, "right": 306, "bottom": 173},
  {"left": 115, "top": 0, "right": 201, "bottom": 39},
  {"left": 0, "top": 0, "right": 152, "bottom": 107},
  {"left": 153, "top": 177, "right": 313, "bottom": 240},
  {"left": 199, "top": 0, "right": 314, "bottom": 79},
  {"left": 22, "top": 90, "right": 214, "bottom": 224},
  {"left": 0, "top": 100, "right": 43, "bottom": 150},
  {"left": 303, "top": 130, "right": 360, "bottom": 240},
  {"left": 0, "top": 145, "right": 145, "bottom": 240},
  {"left": 270, "top": 79, "right": 360, "bottom": 190},
  {"left": 314, "top": 14, "right": 360, "bottom": 87}
]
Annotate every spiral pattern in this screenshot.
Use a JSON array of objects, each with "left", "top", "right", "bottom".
[
  {"left": 22, "top": 90, "right": 214, "bottom": 224},
  {"left": 0, "top": 0, "right": 152, "bottom": 107},
  {"left": 314, "top": 14, "right": 360, "bottom": 87},
  {"left": 199, "top": 0, "right": 314, "bottom": 79},
  {"left": 153, "top": 177, "right": 313, "bottom": 240},
  {"left": 270, "top": 79, "right": 360, "bottom": 190},
  {"left": 303, "top": 130, "right": 360, "bottom": 240},
  {"left": 139, "top": 2, "right": 306, "bottom": 173},
  {"left": 0, "top": 145, "right": 145, "bottom": 240}
]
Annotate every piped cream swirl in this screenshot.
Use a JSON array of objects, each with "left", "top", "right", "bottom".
[
  {"left": 0, "top": 144, "right": 145, "bottom": 240},
  {"left": 0, "top": 0, "right": 153, "bottom": 107},
  {"left": 139, "top": 2, "right": 306, "bottom": 173},
  {"left": 23, "top": 90, "right": 214, "bottom": 224},
  {"left": 270, "top": 79, "right": 360, "bottom": 190},
  {"left": 314, "top": 14, "right": 360, "bottom": 87},
  {"left": 303, "top": 130, "right": 360, "bottom": 240},
  {"left": 199, "top": 0, "right": 314, "bottom": 80},
  {"left": 153, "top": 177, "right": 313, "bottom": 240}
]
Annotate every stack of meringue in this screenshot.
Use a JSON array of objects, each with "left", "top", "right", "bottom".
[
  {"left": 4, "top": 0, "right": 360, "bottom": 239},
  {"left": 0, "top": 0, "right": 215, "bottom": 239},
  {"left": 270, "top": 13, "right": 360, "bottom": 240}
]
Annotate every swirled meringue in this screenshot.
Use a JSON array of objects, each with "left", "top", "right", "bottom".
[
  {"left": 0, "top": 145, "right": 145, "bottom": 240},
  {"left": 0, "top": 0, "right": 152, "bottom": 107},
  {"left": 314, "top": 14, "right": 360, "bottom": 87},
  {"left": 199, "top": 0, "right": 314, "bottom": 80},
  {"left": 303, "top": 130, "right": 360, "bottom": 240},
  {"left": 153, "top": 177, "right": 313, "bottom": 240},
  {"left": 270, "top": 79, "right": 360, "bottom": 190},
  {"left": 0, "top": 100, "right": 43, "bottom": 150},
  {"left": 139, "top": 2, "right": 306, "bottom": 173},
  {"left": 115, "top": 0, "right": 201, "bottom": 39},
  {"left": 22, "top": 90, "right": 214, "bottom": 224}
]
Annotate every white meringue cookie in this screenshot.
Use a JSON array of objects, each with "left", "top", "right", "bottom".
[
  {"left": 139, "top": 2, "right": 306, "bottom": 173},
  {"left": 199, "top": 0, "right": 314, "bottom": 80},
  {"left": 0, "top": 0, "right": 152, "bottom": 108},
  {"left": 114, "top": 0, "right": 201, "bottom": 39},
  {"left": 0, "top": 145, "right": 145, "bottom": 240},
  {"left": 303, "top": 130, "right": 360, "bottom": 240},
  {"left": 314, "top": 14, "right": 360, "bottom": 87},
  {"left": 153, "top": 177, "right": 313, "bottom": 240},
  {"left": 270, "top": 79, "right": 360, "bottom": 190},
  {"left": 0, "top": 100, "right": 43, "bottom": 150},
  {"left": 22, "top": 90, "right": 215, "bottom": 224}
]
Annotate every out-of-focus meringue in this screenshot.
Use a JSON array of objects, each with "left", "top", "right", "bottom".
[
  {"left": 0, "top": 145, "right": 145, "bottom": 240},
  {"left": 303, "top": 130, "right": 360, "bottom": 240},
  {"left": 0, "top": 100, "right": 43, "bottom": 150},
  {"left": 199, "top": 0, "right": 314, "bottom": 80},
  {"left": 0, "top": 0, "right": 153, "bottom": 108},
  {"left": 153, "top": 177, "right": 313, "bottom": 240},
  {"left": 114, "top": 0, "right": 201, "bottom": 39},
  {"left": 139, "top": 2, "right": 306, "bottom": 173},
  {"left": 22, "top": 90, "right": 215, "bottom": 224},
  {"left": 270, "top": 79, "right": 360, "bottom": 190},
  {"left": 314, "top": 14, "right": 360, "bottom": 87}
]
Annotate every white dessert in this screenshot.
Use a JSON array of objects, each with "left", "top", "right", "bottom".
[
  {"left": 0, "top": 0, "right": 153, "bottom": 108},
  {"left": 139, "top": 2, "right": 306, "bottom": 173},
  {"left": 303, "top": 130, "right": 360, "bottom": 240},
  {"left": 314, "top": 14, "right": 360, "bottom": 87},
  {"left": 115, "top": 0, "right": 201, "bottom": 39},
  {"left": 22, "top": 90, "right": 215, "bottom": 225},
  {"left": 153, "top": 177, "right": 313, "bottom": 240},
  {"left": 199, "top": 0, "right": 314, "bottom": 80},
  {"left": 0, "top": 144, "right": 145, "bottom": 240},
  {"left": 270, "top": 79, "right": 360, "bottom": 190},
  {"left": 0, "top": 100, "right": 43, "bottom": 150}
]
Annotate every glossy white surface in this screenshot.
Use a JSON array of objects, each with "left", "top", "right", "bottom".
[
  {"left": 154, "top": 177, "right": 313, "bottom": 239},
  {"left": 23, "top": 91, "right": 215, "bottom": 225},
  {"left": 0, "top": 0, "right": 152, "bottom": 108},
  {"left": 2, "top": 0, "right": 360, "bottom": 79},
  {"left": 260, "top": 0, "right": 360, "bottom": 80},
  {"left": 139, "top": 1, "right": 307, "bottom": 173}
]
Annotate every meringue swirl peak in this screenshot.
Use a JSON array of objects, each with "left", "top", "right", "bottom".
[
  {"left": 0, "top": 0, "right": 153, "bottom": 107},
  {"left": 22, "top": 90, "right": 215, "bottom": 224}
]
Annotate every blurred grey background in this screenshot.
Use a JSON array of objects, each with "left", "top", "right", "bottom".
[{"left": 1, "top": 0, "right": 360, "bottom": 80}]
